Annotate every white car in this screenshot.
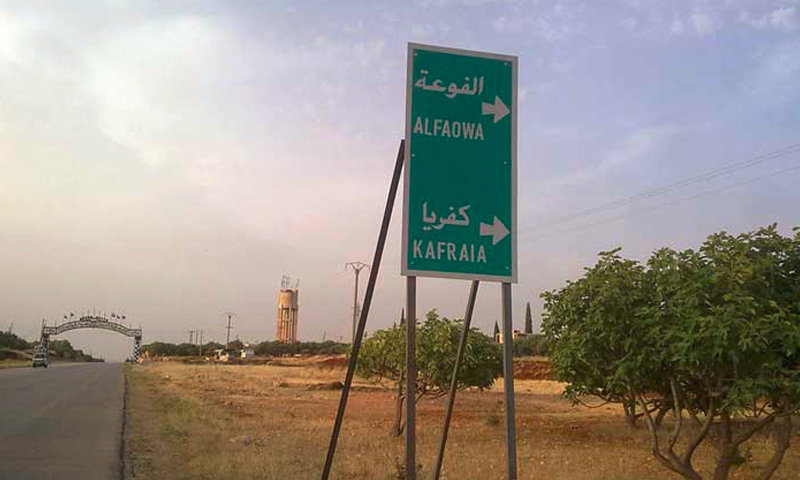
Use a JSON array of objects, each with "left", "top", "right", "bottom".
[{"left": 32, "top": 348, "right": 48, "bottom": 368}]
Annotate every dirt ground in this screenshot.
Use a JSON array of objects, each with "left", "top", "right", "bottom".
[{"left": 127, "top": 358, "right": 800, "bottom": 480}]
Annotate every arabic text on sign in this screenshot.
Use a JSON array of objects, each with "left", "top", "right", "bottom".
[
  {"left": 422, "top": 203, "right": 471, "bottom": 232},
  {"left": 414, "top": 71, "right": 485, "bottom": 99}
]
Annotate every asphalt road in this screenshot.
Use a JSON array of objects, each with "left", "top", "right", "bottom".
[{"left": 0, "top": 362, "right": 125, "bottom": 480}]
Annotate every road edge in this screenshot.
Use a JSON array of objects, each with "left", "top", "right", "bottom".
[{"left": 121, "top": 364, "right": 135, "bottom": 480}]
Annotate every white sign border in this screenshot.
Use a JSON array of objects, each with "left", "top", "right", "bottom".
[{"left": 401, "top": 42, "right": 518, "bottom": 283}]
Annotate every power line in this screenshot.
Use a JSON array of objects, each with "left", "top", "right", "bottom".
[
  {"left": 521, "top": 161, "right": 800, "bottom": 242},
  {"left": 521, "top": 141, "right": 800, "bottom": 234},
  {"left": 345, "top": 262, "right": 369, "bottom": 344},
  {"left": 223, "top": 311, "right": 236, "bottom": 350}
]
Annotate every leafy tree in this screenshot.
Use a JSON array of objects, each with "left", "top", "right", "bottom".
[
  {"left": 357, "top": 323, "right": 407, "bottom": 434},
  {"left": 254, "top": 340, "right": 347, "bottom": 356},
  {"left": 45, "top": 339, "right": 96, "bottom": 362},
  {"left": 524, "top": 302, "right": 533, "bottom": 334},
  {"left": 50, "top": 339, "right": 78, "bottom": 358},
  {"left": 141, "top": 340, "right": 348, "bottom": 357},
  {"left": 0, "top": 331, "right": 31, "bottom": 351},
  {"left": 512, "top": 334, "right": 549, "bottom": 357},
  {"left": 542, "top": 247, "right": 657, "bottom": 427},
  {"left": 141, "top": 341, "right": 175, "bottom": 357},
  {"left": 543, "top": 225, "right": 800, "bottom": 480},
  {"left": 357, "top": 310, "right": 502, "bottom": 436}
]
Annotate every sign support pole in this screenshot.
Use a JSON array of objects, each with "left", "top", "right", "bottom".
[
  {"left": 501, "top": 282, "right": 517, "bottom": 480},
  {"left": 431, "top": 279, "right": 480, "bottom": 480},
  {"left": 320, "top": 140, "right": 405, "bottom": 480},
  {"left": 405, "top": 275, "right": 417, "bottom": 480}
]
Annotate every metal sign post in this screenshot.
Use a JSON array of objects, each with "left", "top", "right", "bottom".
[
  {"left": 432, "top": 280, "right": 480, "bottom": 480},
  {"left": 402, "top": 43, "right": 518, "bottom": 480},
  {"left": 320, "top": 141, "right": 405, "bottom": 480},
  {"left": 406, "top": 276, "right": 417, "bottom": 480},
  {"left": 501, "top": 282, "right": 517, "bottom": 480}
]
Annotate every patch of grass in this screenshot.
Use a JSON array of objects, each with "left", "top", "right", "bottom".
[
  {"left": 0, "top": 360, "right": 30, "bottom": 369},
  {"left": 485, "top": 412, "right": 501, "bottom": 427}
]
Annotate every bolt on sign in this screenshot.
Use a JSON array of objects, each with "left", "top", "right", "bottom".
[{"left": 402, "top": 43, "right": 518, "bottom": 282}]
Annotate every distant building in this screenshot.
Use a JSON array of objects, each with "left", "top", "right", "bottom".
[
  {"left": 276, "top": 288, "right": 299, "bottom": 343},
  {"left": 495, "top": 329, "right": 527, "bottom": 344},
  {"left": 240, "top": 346, "right": 255, "bottom": 358}
]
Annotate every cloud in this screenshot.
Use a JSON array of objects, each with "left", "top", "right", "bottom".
[
  {"left": 490, "top": 3, "right": 585, "bottom": 42},
  {"left": 86, "top": 16, "right": 236, "bottom": 167},
  {"left": 742, "top": 39, "right": 800, "bottom": 103},
  {"left": 740, "top": 7, "right": 798, "bottom": 31},
  {"left": 415, "top": 0, "right": 512, "bottom": 7},
  {"left": 540, "top": 125, "right": 679, "bottom": 190},
  {"left": 410, "top": 23, "right": 435, "bottom": 38},
  {"left": 0, "top": 10, "right": 39, "bottom": 63},
  {"left": 492, "top": 15, "right": 526, "bottom": 33},
  {"left": 770, "top": 6, "right": 799, "bottom": 30},
  {"left": 739, "top": 11, "right": 769, "bottom": 30},
  {"left": 620, "top": 16, "right": 638, "bottom": 30},
  {"left": 690, "top": 10, "right": 721, "bottom": 36},
  {"left": 670, "top": 18, "right": 685, "bottom": 36}
]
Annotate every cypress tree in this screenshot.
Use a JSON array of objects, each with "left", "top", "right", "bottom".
[
  {"left": 524, "top": 302, "right": 533, "bottom": 334},
  {"left": 493, "top": 321, "right": 500, "bottom": 338}
]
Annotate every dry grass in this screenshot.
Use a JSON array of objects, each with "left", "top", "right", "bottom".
[
  {"left": 0, "top": 360, "right": 29, "bottom": 369},
  {"left": 127, "top": 360, "right": 800, "bottom": 480}
]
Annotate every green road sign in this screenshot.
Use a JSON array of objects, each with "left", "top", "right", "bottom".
[{"left": 402, "top": 43, "right": 517, "bottom": 282}]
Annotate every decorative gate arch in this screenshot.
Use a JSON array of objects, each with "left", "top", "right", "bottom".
[{"left": 40, "top": 315, "right": 143, "bottom": 362}]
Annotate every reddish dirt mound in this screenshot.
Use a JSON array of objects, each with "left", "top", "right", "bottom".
[
  {"left": 316, "top": 356, "right": 348, "bottom": 368},
  {"left": 513, "top": 359, "right": 553, "bottom": 380}
]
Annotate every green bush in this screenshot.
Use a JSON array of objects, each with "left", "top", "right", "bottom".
[
  {"left": 542, "top": 225, "right": 800, "bottom": 480},
  {"left": 254, "top": 340, "right": 348, "bottom": 356},
  {"left": 512, "top": 334, "right": 549, "bottom": 357},
  {"left": 140, "top": 340, "right": 348, "bottom": 357},
  {"left": 0, "top": 331, "right": 30, "bottom": 351}
]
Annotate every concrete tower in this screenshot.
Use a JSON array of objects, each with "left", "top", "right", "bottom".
[{"left": 276, "top": 288, "right": 299, "bottom": 343}]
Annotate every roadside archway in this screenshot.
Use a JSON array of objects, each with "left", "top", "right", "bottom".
[{"left": 40, "top": 315, "right": 143, "bottom": 362}]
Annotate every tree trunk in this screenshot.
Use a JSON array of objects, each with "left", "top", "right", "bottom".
[
  {"left": 712, "top": 413, "right": 735, "bottom": 480},
  {"left": 655, "top": 405, "right": 669, "bottom": 427},
  {"left": 393, "top": 380, "right": 406, "bottom": 436},
  {"left": 758, "top": 415, "right": 792, "bottom": 480},
  {"left": 712, "top": 447, "right": 735, "bottom": 480},
  {"left": 623, "top": 399, "right": 637, "bottom": 428}
]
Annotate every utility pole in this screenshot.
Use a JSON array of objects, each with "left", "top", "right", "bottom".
[
  {"left": 223, "top": 312, "right": 236, "bottom": 351},
  {"left": 198, "top": 329, "right": 203, "bottom": 357},
  {"left": 345, "top": 262, "right": 369, "bottom": 344}
]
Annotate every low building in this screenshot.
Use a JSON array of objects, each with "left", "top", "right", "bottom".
[
  {"left": 215, "top": 349, "right": 231, "bottom": 362},
  {"left": 495, "top": 329, "right": 527, "bottom": 344},
  {"left": 240, "top": 346, "right": 255, "bottom": 358}
]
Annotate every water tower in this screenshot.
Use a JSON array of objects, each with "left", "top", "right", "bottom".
[{"left": 276, "top": 275, "right": 299, "bottom": 343}]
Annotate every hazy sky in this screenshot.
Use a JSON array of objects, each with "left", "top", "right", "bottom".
[{"left": 2, "top": 0, "right": 799, "bottom": 361}]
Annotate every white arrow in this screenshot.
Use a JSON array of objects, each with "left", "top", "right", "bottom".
[
  {"left": 479, "top": 216, "right": 510, "bottom": 245},
  {"left": 481, "top": 96, "right": 510, "bottom": 123}
]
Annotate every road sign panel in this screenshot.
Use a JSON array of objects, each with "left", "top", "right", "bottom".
[{"left": 402, "top": 43, "right": 517, "bottom": 282}]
